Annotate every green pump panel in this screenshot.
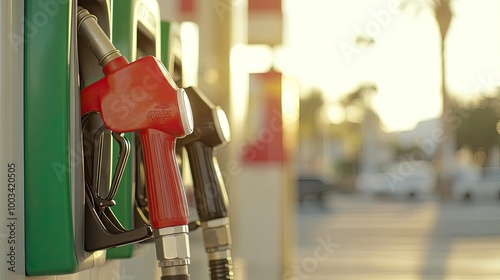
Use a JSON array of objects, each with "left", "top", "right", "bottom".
[
  {"left": 24, "top": 0, "right": 111, "bottom": 275},
  {"left": 160, "top": 21, "right": 183, "bottom": 86},
  {"left": 107, "top": 0, "right": 162, "bottom": 259}
]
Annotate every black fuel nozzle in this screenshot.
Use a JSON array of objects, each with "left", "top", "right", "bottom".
[{"left": 177, "top": 86, "right": 234, "bottom": 279}]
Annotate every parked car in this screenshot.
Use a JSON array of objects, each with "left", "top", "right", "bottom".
[
  {"left": 451, "top": 165, "right": 500, "bottom": 200},
  {"left": 296, "top": 176, "right": 336, "bottom": 204},
  {"left": 356, "top": 160, "right": 436, "bottom": 199}
]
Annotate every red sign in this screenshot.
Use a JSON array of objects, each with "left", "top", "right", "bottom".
[{"left": 242, "top": 71, "right": 285, "bottom": 163}]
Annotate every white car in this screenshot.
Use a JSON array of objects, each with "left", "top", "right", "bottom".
[
  {"left": 356, "top": 161, "right": 436, "bottom": 198},
  {"left": 452, "top": 166, "right": 500, "bottom": 200}
]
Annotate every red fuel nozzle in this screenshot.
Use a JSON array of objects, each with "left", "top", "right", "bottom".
[
  {"left": 80, "top": 55, "right": 194, "bottom": 229},
  {"left": 77, "top": 7, "right": 193, "bottom": 278},
  {"left": 78, "top": 7, "right": 193, "bottom": 230}
]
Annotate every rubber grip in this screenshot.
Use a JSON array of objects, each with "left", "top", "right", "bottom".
[
  {"left": 140, "top": 128, "right": 189, "bottom": 229},
  {"left": 186, "top": 142, "right": 229, "bottom": 222},
  {"left": 161, "top": 275, "right": 190, "bottom": 280}
]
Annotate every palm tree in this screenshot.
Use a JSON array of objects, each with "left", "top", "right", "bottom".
[
  {"left": 340, "top": 84, "right": 379, "bottom": 174},
  {"left": 402, "top": 0, "right": 454, "bottom": 198}
]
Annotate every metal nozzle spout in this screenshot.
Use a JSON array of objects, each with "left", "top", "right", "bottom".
[
  {"left": 154, "top": 225, "right": 191, "bottom": 278},
  {"left": 77, "top": 7, "right": 121, "bottom": 66}
]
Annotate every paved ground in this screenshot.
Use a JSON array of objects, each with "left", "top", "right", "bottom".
[{"left": 294, "top": 193, "right": 500, "bottom": 280}]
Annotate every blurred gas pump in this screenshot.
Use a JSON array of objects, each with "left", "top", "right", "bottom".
[
  {"left": 159, "top": 20, "right": 235, "bottom": 279},
  {"left": 77, "top": 7, "right": 194, "bottom": 279},
  {"left": 160, "top": 21, "right": 184, "bottom": 87},
  {"left": 177, "top": 87, "right": 235, "bottom": 279}
]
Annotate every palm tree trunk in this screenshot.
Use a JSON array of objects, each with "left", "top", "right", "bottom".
[{"left": 436, "top": 39, "right": 455, "bottom": 199}]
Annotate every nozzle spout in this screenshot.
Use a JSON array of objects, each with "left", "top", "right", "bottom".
[
  {"left": 77, "top": 7, "right": 121, "bottom": 66},
  {"left": 155, "top": 226, "right": 191, "bottom": 279}
]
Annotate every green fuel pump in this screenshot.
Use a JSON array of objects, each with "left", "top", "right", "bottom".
[{"left": 24, "top": 0, "right": 111, "bottom": 275}]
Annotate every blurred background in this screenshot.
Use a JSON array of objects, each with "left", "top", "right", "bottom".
[{"left": 160, "top": 0, "right": 500, "bottom": 279}]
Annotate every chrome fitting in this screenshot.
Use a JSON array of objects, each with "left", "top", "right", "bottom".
[
  {"left": 208, "top": 249, "right": 232, "bottom": 261},
  {"left": 154, "top": 225, "right": 191, "bottom": 277},
  {"left": 201, "top": 217, "right": 232, "bottom": 258}
]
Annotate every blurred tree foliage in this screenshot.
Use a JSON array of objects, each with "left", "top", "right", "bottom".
[
  {"left": 333, "top": 83, "right": 379, "bottom": 160},
  {"left": 298, "top": 88, "right": 324, "bottom": 138},
  {"left": 454, "top": 96, "right": 500, "bottom": 154}
]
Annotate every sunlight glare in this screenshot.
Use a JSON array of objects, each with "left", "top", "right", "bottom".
[{"left": 283, "top": 0, "right": 500, "bottom": 132}]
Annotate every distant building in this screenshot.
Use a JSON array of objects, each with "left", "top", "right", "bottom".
[{"left": 396, "top": 118, "right": 442, "bottom": 158}]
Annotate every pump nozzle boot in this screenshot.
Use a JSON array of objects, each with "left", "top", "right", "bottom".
[
  {"left": 77, "top": 7, "right": 193, "bottom": 279},
  {"left": 177, "top": 86, "right": 234, "bottom": 279}
]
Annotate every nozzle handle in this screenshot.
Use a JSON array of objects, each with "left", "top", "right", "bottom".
[
  {"left": 140, "top": 129, "right": 189, "bottom": 229},
  {"left": 186, "top": 142, "right": 229, "bottom": 221}
]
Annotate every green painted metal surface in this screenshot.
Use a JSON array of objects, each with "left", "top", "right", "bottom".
[
  {"left": 24, "top": 0, "right": 78, "bottom": 275},
  {"left": 160, "top": 21, "right": 183, "bottom": 87},
  {"left": 160, "top": 21, "right": 173, "bottom": 71},
  {"left": 107, "top": 0, "right": 136, "bottom": 259}
]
